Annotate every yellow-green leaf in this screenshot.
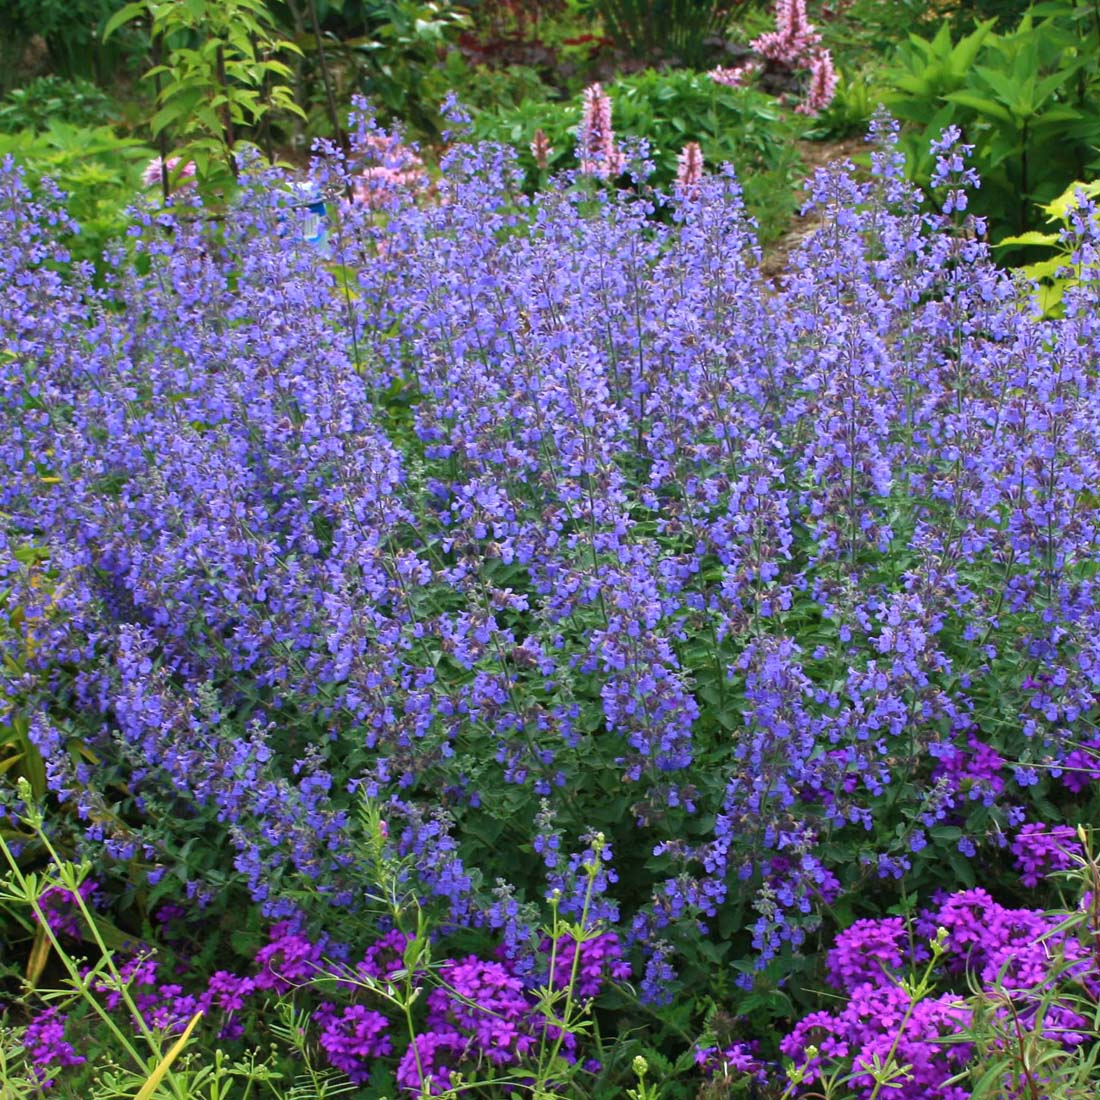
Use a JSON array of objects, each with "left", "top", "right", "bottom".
[
  {"left": 995, "top": 231, "right": 1059, "bottom": 248},
  {"left": 135, "top": 1011, "right": 203, "bottom": 1100}
]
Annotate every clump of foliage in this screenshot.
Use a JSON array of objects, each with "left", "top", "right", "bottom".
[
  {"left": 271, "top": 0, "right": 472, "bottom": 143},
  {"left": 1, "top": 0, "right": 143, "bottom": 92},
  {"left": 881, "top": 0, "right": 1100, "bottom": 238},
  {"left": 0, "top": 123, "right": 151, "bottom": 269},
  {"left": 104, "top": 0, "right": 306, "bottom": 192},
  {"left": 0, "top": 77, "right": 118, "bottom": 133},
  {"left": 471, "top": 69, "right": 808, "bottom": 240},
  {"left": 3, "top": 111, "right": 1100, "bottom": 1095},
  {"left": 581, "top": 0, "right": 742, "bottom": 67}
]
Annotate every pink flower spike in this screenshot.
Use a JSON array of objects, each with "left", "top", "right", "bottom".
[
  {"left": 531, "top": 129, "right": 554, "bottom": 170},
  {"left": 675, "top": 142, "right": 704, "bottom": 196},
  {"left": 751, "top": 0, "right": 821, "bottom": 65},
  {"left": 142, "top": 156, "right": 197, "bottom": 189},
  {"left": 577, "top": 83, "right": 623, "bottom": 179},
  {"left": 797, "top": 50, "right": 839, "bottom": 116},
  {"left": 708, "top": 62, "right": 761, "bottom": 88}
]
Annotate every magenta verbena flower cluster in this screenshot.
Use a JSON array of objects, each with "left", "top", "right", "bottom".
[
  {"left": 785, "top": 884, "right": 1100, "bottom": 1099},
  {"left": 3, "top": 108, "right": 1100, "bottom": 1027},
  {"left": 18, "top": 894, "right": 628, "bottom": 1092}
]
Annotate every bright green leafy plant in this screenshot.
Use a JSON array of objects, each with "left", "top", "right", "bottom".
[
  {"left": 884, "top": 3, "right": 1100, "bottom": 237},
  {"left": 816, "top": 66, "right": 888, "bottom": 138},
  {"left": 997, "top": 176, "right": 1100, "bottom": 315},
  {"left": 0, "top": 122, "right": 152, "bottom": 268},
  {"left": 105, "top": 0, "right": 306, "bottom": 192}
]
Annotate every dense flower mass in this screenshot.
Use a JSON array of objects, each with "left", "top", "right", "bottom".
[
  {"left": 21, "top": 1009, "right": 85, "bottom": 1087},
  {"left": 315, "top": 1002, "right": 393, "bottom": 1083},
  {"left": 784, "top": 886, "right": 1100, "bottom": 1098},
  {"left": 3, "top": 112, "right": 1100, "bottom": 1081},
  {"left": 1012, "top": 823, "right": 1081, "bottom": 887},
  {"left": 13, "top": 914, "right": 629, "bottom": 1093}
]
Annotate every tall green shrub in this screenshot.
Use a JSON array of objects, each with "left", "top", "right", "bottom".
[{"left": 884, "top": 3, "right": 1100, "bottom": 238}]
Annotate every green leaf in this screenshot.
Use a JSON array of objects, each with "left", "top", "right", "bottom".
[
  {"left": 946, "top": 851, "right": 977, "bottom": 888},
  {"left": 1042, "top": 180, "right": 1100, "bottom": 219},
  {"left": 995, "top": 230, "right": 1060, "bottom": 247},
  {"left": 102, "top": 1, "right": 147, "bottom": 42},
  {"left": 972, "top": 65, "right": 1028, "bottom": 111},
  {"left": 943, "top": 92, "right": 1013, "bottom": 123},
  {"left": 1021, "top": 257, "right": 1070, "bottom": 280},
  {"left": 1034, "top": 66, "right": 1079, "bottom": 106},
  {"left": 952, "top": 18, "right": 998, "bottom": 72},
  {"left": 1036, "top": 280, "right": 1066, "bottom": 315},
  {"left": 150, "top": 101, "right": 192, "bottom": 135},
  {"left": 1030, "top": 105, "right": 1085, "bottom": 127}
]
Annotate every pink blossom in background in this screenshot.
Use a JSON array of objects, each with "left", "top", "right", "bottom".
[
  {"left": 142, "top": 157, "right": 197, "bottom": 189},
  {"left": 708, "top": 0, "right": 833, "bottom": 116},
  {"left": 675, "top": 142, "right": 704, "bottom": 196},
  {"left": 352, "top": 134, "right": 427, "bottom": 208},
  {"left": 708, "top": 61, "right": 761, "bottom": 88},
  {"left": 797, "top": 50, "right": 839, "bottom": 115},
  {"left": 752, "top": 0, "right": 822, "bottom": 65},
  {"left": 577, "top": 83, "right": 624, "bottom": 179}
]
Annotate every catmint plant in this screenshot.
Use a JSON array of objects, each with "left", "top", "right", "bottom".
[{"left": 4, "top": 103, "right": 1100, "bottom": 1095}]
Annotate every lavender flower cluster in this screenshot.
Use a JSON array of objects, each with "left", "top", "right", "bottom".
[{"left": 3, "top": 109, "right": 1100, "bottom": 1006}]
